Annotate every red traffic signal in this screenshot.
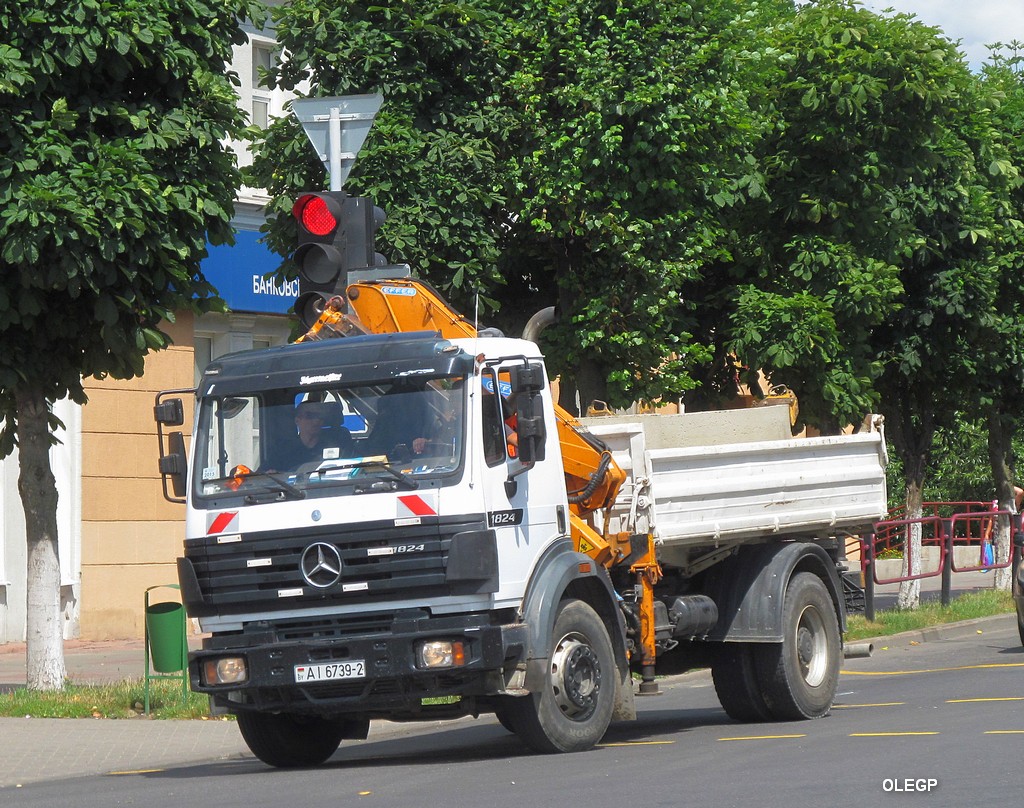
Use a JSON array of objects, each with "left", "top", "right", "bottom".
[
  {"left": 292, "top": 191, "right": 347, "bottom": 329},
  {"left": 293, "top": 193, "right": 342, "bottom": 238}
]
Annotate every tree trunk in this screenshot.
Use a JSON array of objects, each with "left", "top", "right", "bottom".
[
  {"left": 16, "top": 387, "right": 67, "bottom": 690},
  {"left": 896, "top": 477, "right": 923, "bottom": 609},
  {"left": 886, "top": 409, "right": 933, "bottom": 610},
  {"left": 986, "top": 409, "right": 1014, "bottom": 592}
]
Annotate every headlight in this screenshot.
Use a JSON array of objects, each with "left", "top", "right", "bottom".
[
  {"left": 202, "top": 656, "right": 248, "bottom": 685},
  {"left": 417, "top": 640, "right": 466, "bottom": 669}
]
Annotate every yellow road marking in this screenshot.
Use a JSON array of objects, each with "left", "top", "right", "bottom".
[
  {"left": 833, "top": 702, "right": 905, "bottom": 709},
  {"left": 849, "top": 732, "right": 939, "bottom": 737},
  {"left": 947, "top": 697, "right": 1024, "bottom": 703},
  {"left": 597, "top": 741, "right": 675, "bottom": 747},
  {"left": 718, "top": 734, "right": 806, "bottom": 742},
  {"left": 984, "top": 730, "right": 1024, "bottom": 735},
  {"left": 106, "top": 769, "right": 165, "bottom": 775},
  {"left": 842, "top": 662, "right": 1024, "bottom": 676}
]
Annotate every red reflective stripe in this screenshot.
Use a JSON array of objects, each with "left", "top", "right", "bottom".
[
  {"left": 208, "top": 511, "right": 237, "bottom": 535},
  {"left": 398, "top": 495, "right": 435, "bottom": 517}
]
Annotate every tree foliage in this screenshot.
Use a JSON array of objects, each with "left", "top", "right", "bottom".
[
  {"left": 719, "top": 0, "right": 991, "bottom": 433},
  {"left": 0, "top": 0, "right": 259, "bottom": 444},
  {"left": 248, "top": 0, "right": 512, "bottom": 312},
  {"left": 0, "top": 0, "right": 261, "bottom": 689},
  {"left": 498, "top": 0, "right": 779, "bottom": 411},
  {"left": 252, "top": 3, "right": 1024, "bottom": 540}
]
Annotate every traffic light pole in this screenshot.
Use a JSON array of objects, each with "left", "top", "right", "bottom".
[
  {"left": 290, "top": 94, "right": 410, "bottom": 327},
  {"left": 329, "top": 107, "right": 342, "bottom": 192},
  {"left": 292, "top": 94, "right": 383, "bottom": 191}
]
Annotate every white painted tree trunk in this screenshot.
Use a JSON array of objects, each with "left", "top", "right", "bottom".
[
  {"left": 16, "top": 387, "right": 67, "bottom": 690},
  {"left": 25, "top": 532, "right": 65, "bottom": 689},
  {"left": 896, "top": 513, "right": 922, "bottom": 609},
  {"left": 993, "top": 510, "right": 1011, "bottom": 592}
]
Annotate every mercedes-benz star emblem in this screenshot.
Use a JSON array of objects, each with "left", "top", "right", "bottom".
[{"left": 300, "top": 542, "right": 343, "bottom": 589}]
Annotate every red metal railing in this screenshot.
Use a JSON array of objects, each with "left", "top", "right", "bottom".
[
  {"left": 856, "top": 504, "right": 1023, "bottom": 621},
  {"left": 872, "top": 501, "right": 992, "bottom": 554}
]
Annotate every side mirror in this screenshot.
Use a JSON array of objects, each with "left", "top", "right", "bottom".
[
  {"left": 158, "top": 431, "right": 188, "bottom": 502},
  {"left": 510, "top": 363, "right": 544, "bottom": 394},
  {"left": 511, "top": 362, "right": 546, "bottom": 464},
  {"left": 154, "top": 398, "right": 184, "bottom": 427},
  {"left": 154, "top": 389, "right": 193, "bottom": 503}
]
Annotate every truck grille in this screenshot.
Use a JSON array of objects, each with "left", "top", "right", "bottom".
[{"left": 184, "top": 515, "right": 486, "bottom": 615}]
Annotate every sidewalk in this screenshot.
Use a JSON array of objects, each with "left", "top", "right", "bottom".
[
  {"left": 0, "top": 639, "right": 151, "bottom": 692},
  {"left": 0, "top": 639, "right": 255, "bottom": 788},
  {"left": 0, "top": 639, "right": 476, "bottom": 789}
]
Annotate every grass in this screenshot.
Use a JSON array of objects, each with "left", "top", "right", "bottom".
[
  {"left": 0, "top": 677, "right": 226, "bottom": 720},
  {"left": 0, "top": 591, "right": 1015, "bottom": 719},
  {"left": 844, "top": 589, "right": 1015, "bottom": 642}
]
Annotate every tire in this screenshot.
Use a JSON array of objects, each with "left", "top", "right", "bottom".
[
  {"left": 711, "top": 642, "right": 771, "bottom": 722},
  {"left": 493, "top": 698, "right": 517, "bottom": 733},
  {"left": 236, "top": 711, "right": 346, "bottom": 768},
  {"left": 504, "top": 598, "right": 617, "bottom": 753},
  {"left": 1016, "top": 572, "right": 1024, "bottom": 646},
  {"left": 754, "top": 572, "right": 841, "bottom": 721}
]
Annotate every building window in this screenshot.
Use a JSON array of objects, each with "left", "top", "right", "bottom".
[
  {"left": 251, "top": 43, "right": 275, "bottom": 129},
  {"left": 194, "top": 336, "right": 213, "bottom": 387}
]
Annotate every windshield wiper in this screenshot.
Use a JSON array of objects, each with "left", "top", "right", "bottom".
[
  {"left": 310, "top": 458, "right": 418, "bottom": 491},
  {"left": 235, "top": 470, "right": 306, "bottom": 500}
]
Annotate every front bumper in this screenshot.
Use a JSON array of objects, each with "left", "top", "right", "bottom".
[{"left": 191, "top": 614, "right": 528, "bottom": 717}]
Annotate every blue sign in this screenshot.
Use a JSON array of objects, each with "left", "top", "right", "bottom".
[{"left": 202, "top": 229, "right": 297, "bottom": 315}]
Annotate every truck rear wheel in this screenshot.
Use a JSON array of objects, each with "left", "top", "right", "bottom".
[
  {"left": 755, "top": 572, "right": 840, "bottom": 720},
  {"left": 237, "top": 711, "right": 346, "bottom": 768},
  {"left": 505, "top": 598, "right": 616, "bottom": 753},
  {"left": 711, "top": 642, "right": 771, "bottom": 722}
]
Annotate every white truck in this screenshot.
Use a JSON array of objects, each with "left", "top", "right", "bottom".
[{"left": 155, "top": 284, "right": 887, "bottom": 767}]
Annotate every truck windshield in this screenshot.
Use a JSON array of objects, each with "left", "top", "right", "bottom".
[{"left": 193, "top": 375, "right": 466, "bottom": 501}]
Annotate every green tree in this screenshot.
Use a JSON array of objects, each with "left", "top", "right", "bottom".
[
  {"left": 248, "top": 0, "right": 512, "bottom": 313},
  {"left": 501, "top": 0, "right": 778, "bottom": 413},
  {"left": 722, "top": 1, "right": 945, "bottom": 432},
  {"left": 973, "top": 41, "right": 1024, "bottom": 591},
  {"left": 718, "top": 1, "right": 1004, "bottom": 607},
  {"left": 0, "top": 0, "right": 259, "bottom": 688}
]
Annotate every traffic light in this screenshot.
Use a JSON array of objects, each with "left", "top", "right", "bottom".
[
  {"left": 293, "top": 191, "right": 346, "bottom": 329},
  {"left": 292, "top": 191, "right": 391, "bottom": 329},
  {"left": 341, "top": 198, "right": 388, "bottom": 270}
]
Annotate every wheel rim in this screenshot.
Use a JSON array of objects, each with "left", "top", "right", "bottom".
[
  {"left": 549, "top": 632, "right": 602, "bottom": 721},
  {"left": 795, "top": 604, "right": 828, "bottom": 687}
]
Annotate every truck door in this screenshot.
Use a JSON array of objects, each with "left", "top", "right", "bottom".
[{"left": 478, "top": 364, "right": 565, "bottom": 600}]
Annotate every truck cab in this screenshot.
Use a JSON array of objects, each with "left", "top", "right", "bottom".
[{"left": 157, "top": 330, "right": 628, "bottom": 764}]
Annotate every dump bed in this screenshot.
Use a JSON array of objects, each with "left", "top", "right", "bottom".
[{"left": 582, "top": 408, "right": 887, "bottom": 559}]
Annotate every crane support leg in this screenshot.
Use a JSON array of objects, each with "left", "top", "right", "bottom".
[{"left": 632, "top": 535, "right": 662, "bottom": 695}]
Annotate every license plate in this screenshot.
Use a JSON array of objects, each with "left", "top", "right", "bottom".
[{"left": 294, "top": 660, "right": 366, "bottom": 683}]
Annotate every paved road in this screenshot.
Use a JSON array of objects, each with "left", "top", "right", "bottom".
[{"left": 2, "top": 614, "right": 1018, "bottom": 807}]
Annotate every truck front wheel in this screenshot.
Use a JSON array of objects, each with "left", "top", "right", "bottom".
[
  {"left": 756, "top": 572, "right": 840, "bottom": 720},
  {"left": 506, "top": 598, "right": 616, "bottom": 753},
  {"left": 237, "top": 711, "right": 347, "bottom": 768}
]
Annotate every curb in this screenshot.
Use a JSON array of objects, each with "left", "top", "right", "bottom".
[{"left": 854, "top": 611, "right": 1016, "bottom": 648}]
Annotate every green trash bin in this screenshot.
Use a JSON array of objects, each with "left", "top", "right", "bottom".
[
  {"left": 144, "top": 585, "right": 189, "bottom": 714},
  {"left": 146, "top": 601, "right": 186, "bottom": 673}
]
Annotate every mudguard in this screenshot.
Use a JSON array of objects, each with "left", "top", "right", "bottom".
[
  {"left": 702, "top": 541, "right": 846, "bottom": 643},
  {"left": 518, "top": 537, "right": 632, "bottom": 715}
]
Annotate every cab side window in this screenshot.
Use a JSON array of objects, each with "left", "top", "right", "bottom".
[{"left": 481, "top": 374, "right": 506, "bottom": 467}]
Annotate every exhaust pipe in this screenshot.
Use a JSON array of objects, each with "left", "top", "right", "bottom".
[
  {"left": 843, "top": 642, "right": 874, "bottom": 659},
  {"left": 522, "top": 306, "right": 557, "bottom": 343}
]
